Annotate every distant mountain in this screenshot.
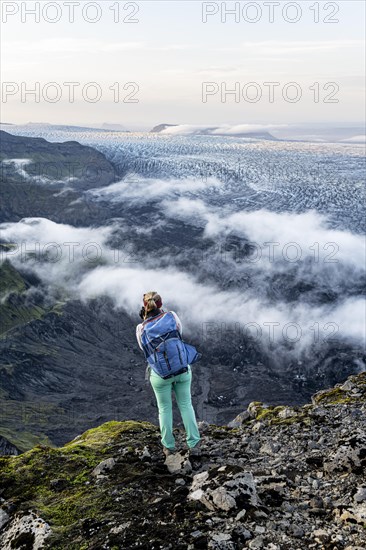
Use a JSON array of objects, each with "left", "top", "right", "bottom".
[
  {"left": 0, "top": 122, "right": 130, "bottom": 134},
  {"left": 100, "top": 123, "right": 129, "bottom": 132},
  {"left": 25, "top": 122, "right": 51, "bottom": 126},
  {"left": 150, "top": 123, "right": 178, "bottom": 133}
]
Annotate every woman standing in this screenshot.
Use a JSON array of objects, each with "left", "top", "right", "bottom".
[{"left": 136, "top": 291, "right": 201, "bottom": 457}]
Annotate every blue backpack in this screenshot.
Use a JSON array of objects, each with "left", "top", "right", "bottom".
[{"left": 141, "top": 311, "right": 201, "bottom": 379}]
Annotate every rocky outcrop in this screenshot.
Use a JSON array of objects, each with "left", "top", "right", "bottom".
[
  {"left": 0, "top": 512, "right": 51, "bottom": 550},
  {"left": 188, "top": 467, "right": 258, "bottom": 512},
  {"left": 0, "top": 436, "right": 20, "bottom": 456},
  {"left": 0, "top": 373, "right": 365, "bottom": 549}
]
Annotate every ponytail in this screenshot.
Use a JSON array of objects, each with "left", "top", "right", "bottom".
[{"left": 143, "top": 291, "right": 162, "bottom": 320}]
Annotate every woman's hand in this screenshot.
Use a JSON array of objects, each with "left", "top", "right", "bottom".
[{"left": 139, "top": 306, "right": 145, "bottom": 320}]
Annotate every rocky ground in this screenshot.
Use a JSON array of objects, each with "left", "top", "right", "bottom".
[{"left": 0, "top": 372, "right": 365, "bottom": 549}]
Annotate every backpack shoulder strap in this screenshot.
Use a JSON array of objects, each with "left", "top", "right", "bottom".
[{"left": 142, "top": 311, "right": 167, "bottom": 327}]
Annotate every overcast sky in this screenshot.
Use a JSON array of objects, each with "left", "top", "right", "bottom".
[{"left": 1, "top": 0, "right": 365, "bottom": 128}]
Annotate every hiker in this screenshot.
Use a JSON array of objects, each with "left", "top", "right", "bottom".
[{"left": 136, "top": 291, "right": 201, "bottom": 457}]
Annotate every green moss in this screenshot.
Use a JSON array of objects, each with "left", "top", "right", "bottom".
[
  {"left": 254, "top": 405, "right": 285, "bottom": 422},
  {"left": 0, "top": 303, "right": 46, "bottom": 335},
  {"left": 255, "top": 408, "right": 272, "bottom": 421},
  {"left": 38, "top": 489, "right": 94, "bottom": 527},
  {"left": 332, "top": 397, "right": 352, "bottom": 404},
  {"left": 313, "top": 386, "right": 348, "bottom": 405},
  {"left": 256, "top": 408, "right": 274, "bottom": 421},
  {"left": 49, "top": 301, "right": 66, "bottom": 316},
  {"left": 0, "top": 259, "right": 26, "bottom": 295},
  {"left": 248, "top": 373, "right": 366, "bottom": 430},
  {"left": 356, "top": 372, "right": 366, "bottom": 386},
  {"left": 0, "top": 420, "right": 163, "bottom": 547},
  {"left": 249, "top": 402, "right": 313, "bottom": 426},
  {"left": 312, "top": 376, "right": 366, "bottom": 405},
  {"left": 64, "top": 420, "right": 157, "bottom": 450}
]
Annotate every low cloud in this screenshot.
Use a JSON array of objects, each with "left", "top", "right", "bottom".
[
  {"left": 342, "top": 135, "right": 366, "bottom": 143},
  {"left": 162, "top": 200, "right": 365, "bottom": 272},
  {"left": 1, "top": 212, "right": 364, "bottom": 361},
  {"left": 77, "top": 264, "right": 366, "bottom": 356},
  {"left": 210, "top": 124, "right": 287, "bottom": 136},
  {"left": 86, "top": 175, "right": 222, "bottom": 203},
  {"left": 0, "top": 217, "right": 118, "bottom": 291},
  {"left": 2, "top": 159, "right": 78, "bottom": 186},
  {"left": 160, "top": 124, "right": 283, "bottom": 136}
]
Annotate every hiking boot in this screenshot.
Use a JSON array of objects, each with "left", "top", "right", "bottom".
[
  {"left": 188, "top": 441, "right": 201, "bottom": 457},
  {"left": 163, "top": 446, "right": 176, "bottom": 457}
]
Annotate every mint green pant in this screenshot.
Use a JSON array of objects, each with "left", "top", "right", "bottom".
[{"left": 149, "top": 364, "right": 201, "bottom": 450}]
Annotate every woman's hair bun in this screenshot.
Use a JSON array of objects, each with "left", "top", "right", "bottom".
[{"left": 143, "top": 291, "right": 162, "bottom": 319}]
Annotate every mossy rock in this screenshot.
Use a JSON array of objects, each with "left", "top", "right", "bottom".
[
  {"left": 251, "top": 403, "right": 312, "bottom": 426},
  {"left": 312, "top": 386, "right": 359, "bottom": 406},
  {"left": 255, "top": 405, "right": 286, "bottom": 422},
  {"left": 64, "top": 420, "right": 156, "bottom": 450},
  {"left": 0, "top": 420, "right": 160, "bottom": 544}
]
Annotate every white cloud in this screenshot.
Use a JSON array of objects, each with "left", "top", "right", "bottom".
[
  {"left": 87, "top": 175, "right": 222, "bottom": 202},
  {"left": 2, "top": 38, "right": 145, "bottom": 55},
  {"left": 236, "top": 40, "right": 364, "bottom": 55},
  {"left": 160, "top": 125, "right": 212, "bottom": 136},
  {"left": 77, "top": 264, "right": 366, "bottom": 354},
  {"left": 210, "top": 124, "right": 287, "bottom": 135},
  {"left": 160, "top": 124, "right": 286, "bottom": 136},
  {"left": 161, "top": 197, "right": 215, "bottom": 220},
  {"left": 7, "top": 39, "right": 359, "bottom": 58},
  {"left": 161, "top": 202, "right": 365, "bottom": 272},
  {"left": 1, "top": 213, "right": 364, "bottom": 358},
  {"left": 342, "top": 135, "right": 366, "bottom": 143},
  {"left": 2, "top": 159, "right": 76, "bottom": 186},
  {"left": 0, "top": 217, "right": 117, "bottom": 290},
  {"left": 2, "top": 159, "right": 32, "bottom": 179},
  {"left": 329, "top": 298, "right": 366, "bottom": 344}
]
